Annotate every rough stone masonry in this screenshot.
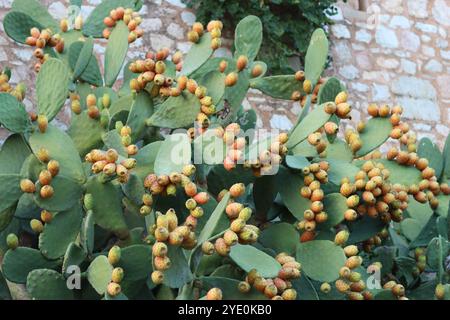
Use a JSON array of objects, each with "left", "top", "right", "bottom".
[{"left": 0, "top": 0, "right": 448, "bottom": 147}]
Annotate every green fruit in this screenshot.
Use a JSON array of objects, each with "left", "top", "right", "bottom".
[
  {"left": 6, "top": 233, "right": 19, "bottom": 250},
  {"left": 111, "top": 267, "right": 124, "bottom": 283},
  {"left": 84, "top": 193, "right": 94, "bottom": 210}
]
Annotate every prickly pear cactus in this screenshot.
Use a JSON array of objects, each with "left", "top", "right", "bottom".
[{"left": 0, "top": 0, "right": 449, "bottom": 301}]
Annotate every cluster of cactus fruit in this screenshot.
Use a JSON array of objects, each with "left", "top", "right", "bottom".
[{"left": 0, "top": 0, "right": 449, "bottom": 301}]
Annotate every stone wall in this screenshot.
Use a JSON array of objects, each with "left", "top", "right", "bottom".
[
  {"left": 0, "top": 0, "right": 448, "bottom": 147},
  {"left": 329, "top": 0, "right": 450, "bottom": 147}
]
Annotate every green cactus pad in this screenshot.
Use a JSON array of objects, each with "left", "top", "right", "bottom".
[
  {"left": 116, "top": 244, "right": 152, "bottom": 281},
  {"left": 11, "top": 0, "right": 58, "bottom": 31},
  {"left": 119, "top": 62, "right": 138, "bottom": 97},
  {"left": 326, "top": 159, "right": 360, "bottom": 185},
  {"left": 287, "top": 103, "right": 332, "bottom": 148},
  {"left": 81, "top": 211, "right": 95, "bottom": 255},
  {"left": 0, "top": 93, "right": 31, "bottom": 133},
  {"left": 182, "top": 33, "right": 214, "bottom": 76},
  {"left": 26, "top": 269, "right": 74, "bottom": 300},
  {"left": 234, "top": 15, "right": 262, "bottom": 62},
  {"left": 200, "top": 71, "right": 225, "bottom": 104},
  {"left": 406, "top": 197, "right": 433, "bottom": 225},
  {"left": 427, "top": 236, "right": 447, "bottom": 272},
  {"left": 133, "top": 141, "right": 162, "bottom": 180},
  {"left": 285, "top": 155, "right": 310, "bottom": 170},
  {"left": 36, "top": 58, "right": 71, "bottom": 122},
  {"left": 259, "top": 222, "right": 299, "bottom": 255},
  {"left": 304, "top": 28, "right": 328, "bottom": 86},
  {"left": 154, "top": 133, "right": 192, "bottom": 176},
  {"left": 249, "top": 75, "right": 299, "bottom": 100},
  {"left": 104, "top": 21, "right": 129, "bottom": 87},
  {"left": 207, "top": 165, "right": 255, "bottom": 197},
  {"left": 237, "top": 107, "right": 257, "bottom": 134},
  {"left": 2, "top": 247, "right": 60, "bottom": 284},
  {"left": 229, "top": 244, "right": 281, "bottom": 278},
  {"left": 83, "top": 0, "right": 140, "bottom": 38},
  {"left": 197, "top": 192, "right": 231, "bottom": 245},
  {"left": 347, "top": 215, "right": 386, "bottom": 243},
  {"left": 126, "top": 91, "right": 154, "bottom": 142},
  {"left": 0, "top": 174, "right": 22, "bottom": 213},
  {"left": 102, "top": 130, "right": 128, "bottom": 157},
  {"left": 418, "top": 138, "right": 444, "bottom": 178},
  {"left": 435, "top": 194, "right": 449, "bottom": 218},
  {"left": 0, "top": 271, "right": 11, "bottom": 300},
  {"left": 122, "top": 173, "right": 145, "bottom": 206},
  {"left": 0, "top": 134, "right": 31, "bottom": 175},
  {"left": 409, "top": 216, "right": 439, "bottom": 248},
  {"left": 277, "top": 167, "right": 310, "bottom": 221},
  {"left": 73, "top": 37, "right": 94, "bottom": 79},
  {"left": 317, "top": 77, "right": 344, "bottom": 105},
  {"left": 0, "top": 206, "right": 16, "bottom": 232},
  {"left": 69, "top": 41, "right": 103, "bottom": 87},
  {"left": 34, "top": 176, "right": 83, "bottom": 212},
  {"left": 62, "top": 242, "right": 87, "bottom": 277},
  {"left": 87, "top": 255, "right": 113, "bottom": 295},
  {"left": 38, "top": 204, "right": 83, "bottom": 259},
  {"left": 296, "top": 240, "right": 346, "bottom": 282},
  {"left": 3, "top": 11, "right": 43, "bottom": 44},
  {"left": 223, "top": 70, "right": 250, "bottom": 121},
  {"left": 68, "top": 110, "right": 106, "bottom": 157},
  {"left": 30, "top": 125, "right": 86, "bottom": 184},
  {"left": 320, "top": 193, "right": 347, "bottom": 229},
  {"left": 146, "top": 92, "right": 201, "bottom": 129},
  {"left": 199, "top": 277, "right": 266, "bottom": 300},
  {"left": 163, "top": 245, "right": 193, "bottom": 288},
  {"left": 15, "top": 193, "right": 41, "bottom": 219},
  {"left": 253, "top": 175, "right": 278, "bottom": 220},
  {"left": 355, "top": 117, "right": 392, "bottom": 157},
  {"left": 290, "top": 139, "right": 318, "bottom": 158},
  {"left": 86, "top": 178, "right": 128, "bottom": 235},
  {"left": 326, "top": 139, "right": 354, "bottom": 162},
  {"left": 374, "top": 159, "right": 422, "bottom": 186}
]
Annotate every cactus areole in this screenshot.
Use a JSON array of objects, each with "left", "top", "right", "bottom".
[{"left": 0, "top": 0, "right": 449, "bottom": 301}]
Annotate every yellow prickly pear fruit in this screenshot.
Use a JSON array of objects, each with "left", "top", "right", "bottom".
[
  {"left": 206, "top": 288, "right": 223, "bottom": 300},
  {"left": 30, "top": 219, "right": 44, "bottom": 233},
  {"left": 303, "top": 80, "right": 312, "bottom": 94},
  {"left": 40, "top": 185, "right": 54, "bottom": 199},
  {"left": 151, "top": 270, "right": 164, "bottom": 285},
  {"left": 37, "top": 114, "right": 48, "bottom": 133},
  {"left": 335, "top": 91, "right": 348, "bottom": 104},
  {"left": 107, "top": 282, "right": 121, "bottom": 297},
  {"left": 201, "top": 241, "right": 215, "bottom": 255},
  {"left": 20, "top": 179, "right": 36, "bottom": 193},
  {"left": 187, "top": 30, "right": 199, "bottom": 43},
  {"left": 102, "top": 94, "right": 111, "bottom": 108},
  {"left": 40, "top": 210, "right": 53, "bottom": 223},
  {"left": 60, "top": 19, "right": 69, "bottom": 32},
  {"left": 111, "top": 267, "right": 124, "bottom": 283},
  {"left": 334, "top": 230, "right": 349, "bottom": 246},
  {"left": 108, "top": 245, "right": 121, "bottom": 265},
  {"left": 74, "top": 16, "right": 83, "bottom": 30}
]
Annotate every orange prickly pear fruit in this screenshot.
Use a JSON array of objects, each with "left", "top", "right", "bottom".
[
  {"left": 206, "top": 288, "right": 223, "bottom": 300},
  {"left": 20, "top": 179, "right": 36, "bottom": 193},
  {"left": 225, "top": 72, "right": 238, "bottom": 87}
]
